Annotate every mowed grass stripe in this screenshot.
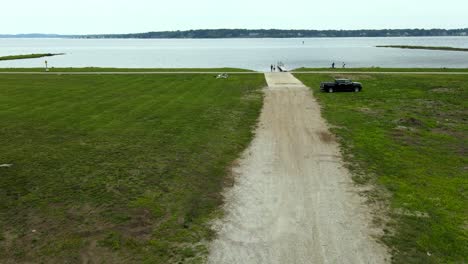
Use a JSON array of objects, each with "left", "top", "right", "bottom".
[{"left": 0, "top": 74, "right": 265, "bottom": 263}]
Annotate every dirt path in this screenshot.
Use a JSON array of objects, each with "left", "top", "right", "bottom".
[{"left": 208, "top": 73, "right": 389, "bottom": 264}]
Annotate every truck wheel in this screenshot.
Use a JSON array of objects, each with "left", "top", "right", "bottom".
[
  {"left": 354, "top": 87, "right": 360, "bottom": 92},
  {"left": 328, "top": 87, "right": 334, "bottom": 93}
]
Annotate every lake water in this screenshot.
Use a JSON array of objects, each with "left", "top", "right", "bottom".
[{"left": 1, "top": 37, "right": 467, "bottom": 71}]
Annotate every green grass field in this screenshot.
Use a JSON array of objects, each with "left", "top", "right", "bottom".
[
  {"left": 294, "top": 73, "right": 467, "bottom": 263},
  {"left": 0, "top": 67, "right": 255, "bottom": 72},
  {"left": 0, "top": 53, "right": 63, "bottom": 61},
  {"left": 293, "top": 67, "right": 468, "bottom": 72},
  {"left": 0, "top": 73, "right": 265, "bottom": 263}
]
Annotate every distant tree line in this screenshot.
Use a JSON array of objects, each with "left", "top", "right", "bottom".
[
  {"left": 1, "top": 29, "right": 467, "bottom": 39},
  {"left": 80, "top": 28, "right": 468, "bottom": 39}
]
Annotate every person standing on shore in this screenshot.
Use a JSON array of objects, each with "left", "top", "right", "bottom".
[
  {"left": 332, "top": 62, "right": 335, "bottom": 69},
  {"left": 270, "top": 64, "right": 273, "bottom": 72}
]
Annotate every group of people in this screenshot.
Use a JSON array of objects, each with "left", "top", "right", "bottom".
[
  {"left": 331, "top": 62, "right": 346, "bottom": 69},
  {"left": 269, "top": 62, "right": 346, "bottom": 71}
]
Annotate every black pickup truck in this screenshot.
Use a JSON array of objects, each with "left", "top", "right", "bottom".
[{"left": 320, "top": 79, "right": 362, "bottom": 93}]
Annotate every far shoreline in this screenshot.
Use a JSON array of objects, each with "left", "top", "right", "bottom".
[
  {"left": 376, "top": 45, "right": 468, "bottom": 52},
  {"left": 1, "top": 67, "right": 468, "bottom": 74},
  {"left": 0, "top": 53, "right": 64, "bottom": 61}
]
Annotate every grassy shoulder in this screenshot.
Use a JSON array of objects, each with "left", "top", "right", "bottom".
[
  {"left": 0, "top": 53, "right": 63, "bottom": 61},
  {"left": 293, "top": 67, "right": 468, "bottom": 72},
  {"left": 0, "top": 74, "right": 265, "bottom": 263},
  {"left": 0, "top": 67, "right": 255, "bottom": 72},
  {"left": 376, "top": 45, "right": 468, "bottom": 52},
  {"left": 294, "top": 73, "right": 467, "bottom": 263}
]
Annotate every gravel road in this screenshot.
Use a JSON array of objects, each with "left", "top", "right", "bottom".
[{"left": 208, "top": 73, "right": 389, "bottom": 264}]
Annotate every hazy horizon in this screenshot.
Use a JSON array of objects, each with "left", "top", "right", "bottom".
[{"left": 1, "top": 0, "right": 467, "bottom": 35}]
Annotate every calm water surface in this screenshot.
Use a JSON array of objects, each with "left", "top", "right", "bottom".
[{"left": 1, "top": 37, "right": 467, "bottom": 71}]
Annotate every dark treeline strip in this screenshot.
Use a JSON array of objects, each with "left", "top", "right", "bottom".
[
  {"left": 377, "top": 45, "right": 468, "bottom": 52},
  {"left": 82, "top": 28, "right": 468, "bottom": 39}
]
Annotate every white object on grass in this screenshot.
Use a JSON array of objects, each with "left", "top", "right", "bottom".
[{"left": 216, "top": 73, "right": 229, "bottom": 79}]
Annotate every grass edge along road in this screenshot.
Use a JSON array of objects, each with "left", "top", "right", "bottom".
[
  {"left": 0, "top": 73, "right": 265, "bottom": 263},
  {"left": 1, "top": 67, "right": 468, "bottom": 74},
  {"left": 293, "top": 67, "right": 468, "bottom": 73},
  {"left": 294, "top": 73, "right": 467, "bottom": 263}
]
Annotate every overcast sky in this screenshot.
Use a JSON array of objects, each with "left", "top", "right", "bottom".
[{"left": 2, "top": 0, "right": 467, "bottom": 34}]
